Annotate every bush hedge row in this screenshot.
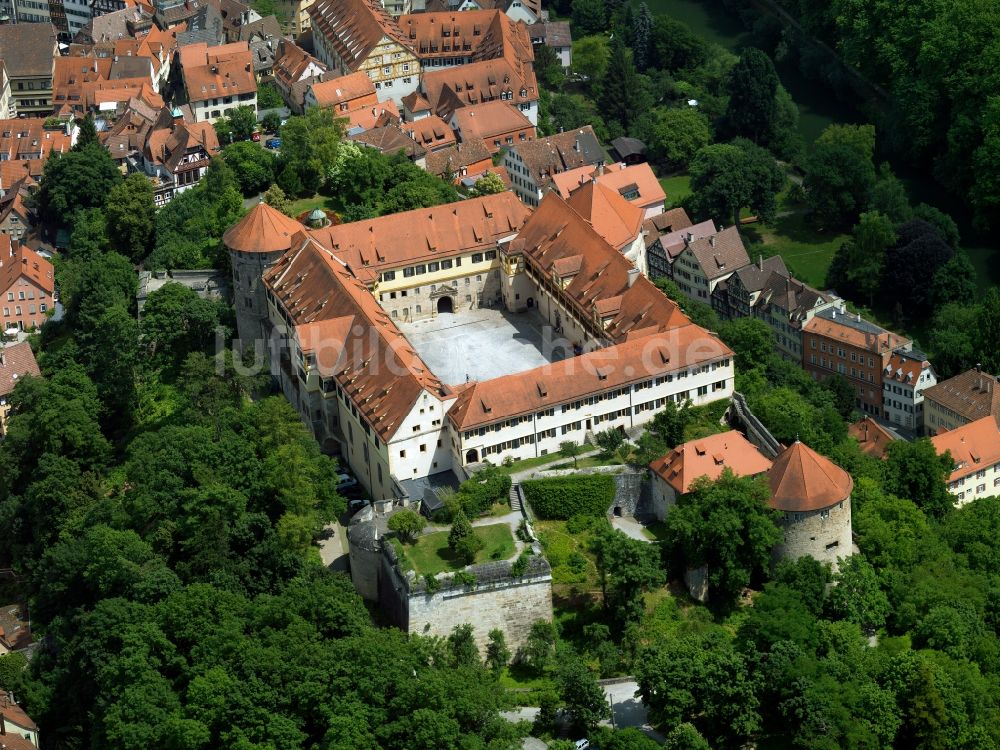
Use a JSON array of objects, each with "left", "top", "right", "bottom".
[{"left": 522, "top": 474, "right": 615, "bottom": 519}]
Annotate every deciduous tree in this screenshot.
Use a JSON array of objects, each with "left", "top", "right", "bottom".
[
  {"left": 387, "top": 508, "right": 426, "bottom": 542},
  {"left": 105, "top": 173, "right": 156, "bottom": 263},
  {"left": 689, "top": 139, "right": 784, "bottom": 228}
]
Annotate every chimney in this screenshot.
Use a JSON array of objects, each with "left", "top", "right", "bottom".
[
  {"left": 597, "top": 162, "right": 604, "bottom": 177},
  {"left": 709, "top": 235, "right": 716, "bottom": 247},
  {"left": 976, "top": 362, "right": 982, "bottom": 373},
  {"left": 832, "top": 309, "right": 837, "bottom": 318},
  {"left": 758, "top": 254, "right": 763, "bottom": 270},
  {"left": 627, "top": 267, "right": 640, "bottom": 288}
]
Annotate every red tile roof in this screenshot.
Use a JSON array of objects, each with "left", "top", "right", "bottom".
[
  {"left": 565, "top": 179, "right": 644, "bottom": 251},
  {"left": 264, "top": 235, "right": 451, "bottom": 441},
  {"left": 450, "top": 100, "right": 532, "bottom": 145},
  {"left": 931, "top": 416, "right": 1000, "bottom": 483},
  {"left": 650, "top": 430, "right": 773, "bottom": 494},
  {"left": 308, "top": 0, "right": 412, "bottom": 72},
  {"left": 0, "top": 238, "right": 54, "bottom": 296},
  {"left": 847, "top": 416, "right": 897, "bottom": 459},
  {"left": 401, "top": 114, "right": 456, "bottom": 151},
  {"left": 223, "top": 202, "right": 305, "bottom": 254},
  {"left": 447, "top": 322, "right": 732, "bottom": 429},
  {"left": 768, "top": 441, "right": 853, "bottom": 512},
  {"left": 308, "top": 71, "right": 377, "bottom": 109},
  {"left": 0, "top": 341, "right": 39, "bottom": 398},
  {"left": 553, "top": 162, "right": 665, "bottom": 211},
  {"left": 179, "top": 41, "right": 256, "bottom": 104},
  {"left": 420, "top": 55, "right": 537, "bottom": 120},
  {"left": 507, "top": 192, "right": 689, "bottom": 342},
  {"left": 307, "top": 191, "right": 529, "bottom": 285}
]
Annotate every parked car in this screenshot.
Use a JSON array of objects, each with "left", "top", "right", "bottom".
[
  {"left": 337, "top": 473, "right": 358, "bottom": 490},
  {"left": 574, "top": 741, "right": 590, "bottom": 750},
  {"left": 265, "top": 137, "right": 281, "bottom": 149},
  {"left": 251, "top": 132, "right": 261, "bottom": 142},
  {"left": 348, "top": 498, "right": 368, "bottom": 514}
]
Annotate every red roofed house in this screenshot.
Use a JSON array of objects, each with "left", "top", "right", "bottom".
[
  {"left": 882, "top": 349, "right": 936, "bottom": 432},
  {"left": 272, "top": 40, "right": 326, "bottom": 107},
  {"left": 304, "top": 71, "right": 379, "bottom": 113},
  {"left": 179, "top": 41, "right": 257, "bottom": 123},
  {"left": 139, "top": 108, "right": 221, "bottom": 206},
  {"left": 0, "top": 689, "right": 38, "bottom": 748},
  {"left": 931, "top": 416, "right": 1000, "bottom": 506},
  {"left": 402, "top": 114, "right": 457, "bottom": 153},
  {"left": 847, "top": 416, "right": 897, "bottom": 459},
  {"left": 552, "top": 162, "right": 666, "bottom": 219},
  {"left": 0, "top": 342, "right": 40, "bottom": 438},
  {"left": 449, "top": 100, "right": 533, "bottom": 154},
  {"left": 0, "top": 238, "right": 54, "bottom": 333},
  {"left": 649, "top": 430, "right": 773, "bottom": 519}
]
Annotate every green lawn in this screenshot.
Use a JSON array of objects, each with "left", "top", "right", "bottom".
[
  {"left": 659, "top": 174, "right": 692, "bottom": 207},
  {"left": 404, "top": 523, "right": 515, "bottom": 575},
  {"left": 743, "top": 212, "right": 849, "bottom": 289},
  {"left": 548, "top": 455, "right": 625, "bottom": 471},
  {"left": 287, "top": 194, "right": 336, "bottom": 218}
]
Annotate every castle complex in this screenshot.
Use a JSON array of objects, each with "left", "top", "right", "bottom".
[{"left": 227, "top": 190, "right": 735, "bottom": 503}]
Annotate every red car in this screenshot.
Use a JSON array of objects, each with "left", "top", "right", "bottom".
[{"left": 251, "top": 132, "right": 261, "bottom": 142}]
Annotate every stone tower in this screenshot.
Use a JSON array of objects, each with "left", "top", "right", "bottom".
[
  {"left": 224, "top": 202, "right": 304, "bottom": 350},
  {"left": 768, "top": 441, "right": 854, "bottom": 570}
]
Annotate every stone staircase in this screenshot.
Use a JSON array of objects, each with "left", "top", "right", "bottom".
[{"left": 509, "top": 482, "right": 522, "bottom": 513}]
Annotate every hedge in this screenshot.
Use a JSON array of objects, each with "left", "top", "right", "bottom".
[
  {"left": 458, "top": 466, "right": 512, "bottom": 516},
  {"left": 522, "top": 474, "right": 615, "bottom": 520}
]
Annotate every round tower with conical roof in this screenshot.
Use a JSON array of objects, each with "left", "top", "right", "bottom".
[
  {"left": 767, "top": 441, "right": 854, "bottom": 569},
  {"left": 224, "top": 202, "right": 305, "bottom": 349}
]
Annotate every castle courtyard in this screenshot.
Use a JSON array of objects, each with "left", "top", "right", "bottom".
[{"left": 397, "top": 306, "right": 568, "bottom": 386}]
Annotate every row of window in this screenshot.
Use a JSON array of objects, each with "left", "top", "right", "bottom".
[
  {"left": 6, "top": 289, "right": 44, "bottom": 301},
  {"left": 2, "top": 304, "right": 46, "bottom": 316},
  {"left": 380, "top": 250, "right": 498, "bottom": 282}
]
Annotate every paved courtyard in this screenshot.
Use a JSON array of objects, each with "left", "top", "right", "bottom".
[{"left": 398, "top": 307, "right": 567, "bottom": 386}]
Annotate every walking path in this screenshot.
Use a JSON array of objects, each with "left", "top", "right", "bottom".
[{"left": 501, "top": 680, "right": 663, "bottom": 743}]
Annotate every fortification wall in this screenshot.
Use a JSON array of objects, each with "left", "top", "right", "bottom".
[{"left": 381, "top": 551, "right": 553, "bottom": 652}]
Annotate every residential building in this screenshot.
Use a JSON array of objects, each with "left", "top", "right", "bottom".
[
  {"left": 753, "top": 272, "right": 842, "bottom": 362},
  {"left": 349, "top": 122, "right": 425, "bottom": 164},
  {"left": 304, "top": 71, "right": 379, "bottom": 113},
  {"left": 0, "top": 689, "right": 39, "bottom": 748},
  {"left": 530, "top": 20, "right": 570, "bottom": 67},
  {"left": 802, "top": 308, "right": 912, "bottom": 417},
  {"left": 882, "top": 349, "right": 936, "bottom": 432},
  {"left": 0, "top": 341, "right": 39, "bottom": 438},
  {"left": 206, "top": 0, "right": 262, "bottom": 41},
  {"left": 419, "top": 53, "right": 538, "bottom": 125},
  {"left": 848, "top": 416, "right": 896, "bottom": 459},
  {"left": 649, "top": 430, "right": 772, "bottom": 520},
  {"left": 0, "top": 177, "right": 32, "bottom": 241},
  {"left": 711, "top": 254, "right": 843, "bottom": 361},
  {"left": 0, "top": 237, "right": 54, "bottom": 333},
  {"left": 0, "top": 62, "right": 13, "bottom": 119},
  {"left": 931, "top": 416, "right": 1000, "bottom": 505},
  {"left": 644, "top": 208, "right": 696, "bottom": 280},
  {"left": 0, "top": 25, "right": 58, "bottom": 117},
  {"left": 552, "top": 162, "right": 665, "bottom": 219},
  {"left": 0, "top": 118, "right": 75, "bottom": 164},
  {"left": 422, "top": 0, "right": 541, "bottom": 24},
  {"left": 449, "top": 100, "right": 533, "bottom": 153},
  {"left": 139, "top": 112, "right": 220, "bottom": 206},
  {"left": 668, "top": 226, "right": 749, "bottom": 303},
  {"left": 272, "top": 40, "right": 326, "bottom": 106},
  {"left": 52, "top": 53, "right": 161, "bottom": 116},
  {"left": 563, "top": 179, "right": 646, "bottom": 274},
  {"left": 307, "top": 0, "right": 421, "bottom": 104},
  {"left": 274, "top": 0, "right": 314, "bottom": 38},
  {"left": 74, "top": 4, "right": 154, "bottom": 44},
  {"left": 503, "top": 126, "right": 603, "bottom": 207},
  {"left": 923, "top": 366, "right": 1000, "bottom": 435},
  {"left": 424, "top": 138, "right": 492, "bottom": 182},
  {"left": 402, "top": 114, "right": 457, "bottom": 152},
  {"left": 344, "top": 100, "right": 402, "bottom": 131},
  {"left": 179, "top": 41, "right": 257, "bottom": 122}
]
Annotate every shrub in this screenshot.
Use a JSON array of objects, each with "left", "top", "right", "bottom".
[
  {"left": 453, "top": 571, "right": 477, "bottom": 587},
  {"left": 457, "top": 466, "right": 512, "bottom": 517},
  {"left": 424, "top": 573, "right": 441, "bottom": 592},
  {"left": 516, "top": 519, "right": 532, "bottom": 543},
  {"left": 454, "top": 533, "right": 485, "bottom": 564},
  {"left": 522, "top": 475, "right": 616, "bottom": 519},
  {"left": 511, "top": 552, "right": 531, "bottom": 577}
]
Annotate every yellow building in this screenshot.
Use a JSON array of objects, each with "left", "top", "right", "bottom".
[{"left": 307, "top": 0, "right": 420, "bottom": 104}]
